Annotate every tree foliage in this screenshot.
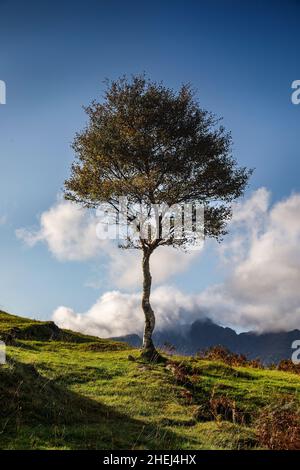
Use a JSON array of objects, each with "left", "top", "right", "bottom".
[{"left": 65, "top": 75, "right": 252, "bottom": 250}]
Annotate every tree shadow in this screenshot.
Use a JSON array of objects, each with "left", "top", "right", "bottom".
[{"left": 0, "top": 358, "right": 186, "bottom": 450}]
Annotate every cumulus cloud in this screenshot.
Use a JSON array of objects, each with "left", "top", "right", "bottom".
[
  {"left": 16, "top": 197, "right": 200, "bottom": 286},
  {"left": 18, "top": 188, "right": 300, "bottom": 334},
  {"left": 16, "top": 198, "right": 105, "bottom": 261},
  {"left": 52, "top": 188, "right": 300, "bottom": 336},
  {"left": 218, "top": 187, "right": 270, "bottom": 265},
  {"left": 53, "top": 286, "right": 205, "bottom": 338},
  {"left": 200, "top": 189, "right": 300, "bottom": 332}
]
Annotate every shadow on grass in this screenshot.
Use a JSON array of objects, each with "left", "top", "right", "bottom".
[{"left": 0, "top": 358, "right": 185, "bottom": 450}]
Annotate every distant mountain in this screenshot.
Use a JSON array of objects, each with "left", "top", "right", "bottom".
[
  {"left": 112, "top": 318, "right": 300, "bottom": 364},
  {"left": 110, "top": 334, "right": 142, "bottom": 348}
]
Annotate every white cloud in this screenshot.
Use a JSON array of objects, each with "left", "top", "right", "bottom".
[
  {"left": 199, "top": 189, "right": 300, "bottom": 332},
  {"left": 53, "top": 188, "right": 300, "bottom": 336},
  {"left": 16, "top": 198, "right": 107, "bottom": 261},
  {"left": 53, "top": 286, "right": 205, "bottom": 338},
  {"left": 218, "top": 187, "right": 270, "bottom": 265},
  {"left": 20, "top": 188, "right": 300, "bottom": 335},
  {"left": 0, "top": 215, "right": 6, "bottom": 225},
  {"left": 17, "top": 198, "right": 201, "bottom": 286}
]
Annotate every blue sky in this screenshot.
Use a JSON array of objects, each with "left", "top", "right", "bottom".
[{"left": 0, "top": 0, "right": 300, "bottom": 327}]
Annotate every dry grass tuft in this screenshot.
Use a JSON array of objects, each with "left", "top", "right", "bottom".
[{"left": 256, "top": 396, "right": 300, "bottom": 450}]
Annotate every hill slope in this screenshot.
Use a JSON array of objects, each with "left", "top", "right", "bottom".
[{"left": 1, "top": 311, "right": 300, "bottom": 450}]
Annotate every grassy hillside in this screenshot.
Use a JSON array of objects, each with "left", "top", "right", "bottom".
[{"left": 1, "top": 310, "right": 300, "bottom": 450}]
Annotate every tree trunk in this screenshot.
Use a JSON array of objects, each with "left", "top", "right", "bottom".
[{"left": 141, "top": 248, "right": 159, "bottom": 361}]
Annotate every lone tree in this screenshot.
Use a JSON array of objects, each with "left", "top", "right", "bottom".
[{"left": 64, "top": 75, "right": 252, "bottom": 361}]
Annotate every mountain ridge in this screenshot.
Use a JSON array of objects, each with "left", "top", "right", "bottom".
[{"left": 112, "top": 318, "right": 300, "bottom": 364}]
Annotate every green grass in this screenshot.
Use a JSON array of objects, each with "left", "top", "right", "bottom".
[{"left": 1, "top": 311, "right": 300, "bottom": 449}]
